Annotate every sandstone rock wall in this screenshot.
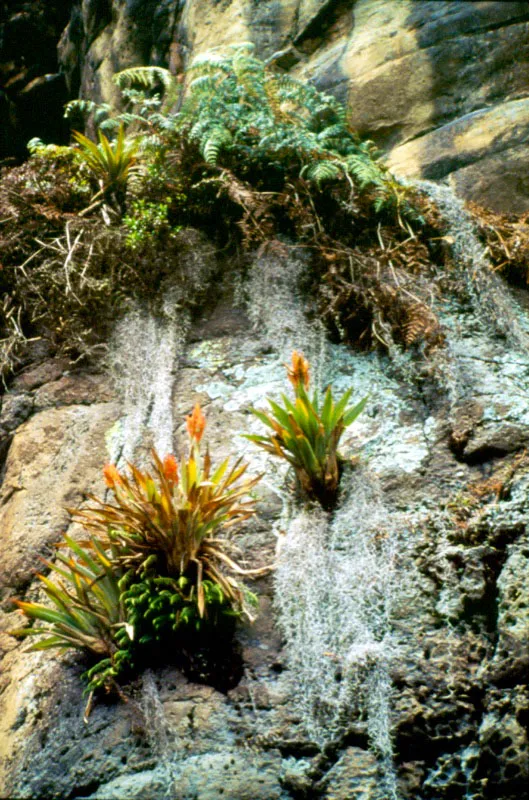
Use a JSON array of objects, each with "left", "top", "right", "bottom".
[
  {"left": 3, "top": 1, "right": 529, "bottom": 210},
  {"left": 53, "top": 0, "right": 529, "bottom": 213}
]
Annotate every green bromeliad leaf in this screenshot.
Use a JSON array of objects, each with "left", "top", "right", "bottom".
[
  {"left": 246, "top": 351, "right": 367, "bottom": 507},
  {"left": 11, "top": 535, "right": 126, "bottom": 673}
]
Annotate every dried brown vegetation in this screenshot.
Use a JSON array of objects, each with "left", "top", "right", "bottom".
[
  {"left": 468, "top": 202, "right": 529, "bottom": 286},
  {"left": 0, "top": 151, "right": 215, "bottom": 380},
  {"left": 200, "top": 170, "right": 450, "bottom": 354}
]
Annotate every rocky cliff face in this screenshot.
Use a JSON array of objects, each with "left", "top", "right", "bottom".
[
  {"left": 2, "top": 193, "right": 529, "bottom": 798},
  {"left": 2, "top": 2, "right": 529, "bottom": 799},
  {"left": 4, "top": 1, "right": 529, "bottom": 210},
  {"left": 69, "top": 0, "right": 529, "bottom": 213}
]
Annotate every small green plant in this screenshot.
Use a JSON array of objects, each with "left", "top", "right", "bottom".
[
  {"left": 72, "top": 124, "right": 138, "bottom": 201},
  {"left": 246, "top": 351, "right": 367, "bottom": 507},
  {"left": 122, "top": 198, "right": 181, "bottom": 249},
  {"left": 120, "top": 571, "right": 248, "bottom": 647},
  {"left": 27, "top": 138, "right": 75, "bottom": 160},
  {"left": 11, "top": 535, "right": 132, "bottom": 696}
]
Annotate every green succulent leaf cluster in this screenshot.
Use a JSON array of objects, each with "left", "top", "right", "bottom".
[
  {"left": 246, "top": 351, "right": 367, "bottom": 507},
  {"left": 121, "top": 572, "right": 237, "bottom": 646}
]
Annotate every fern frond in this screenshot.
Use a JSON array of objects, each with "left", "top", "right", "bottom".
[
  {"left": 201, "top": 126, "right": 233, "bottom": 165},
  {"left": 64, "top": 99, "right": 98, "bottom": 120},
  {"left": 64, "top": 100, "right": 113, "bottom": 128},
  {"left": 149, "top": 113, "right": 178, "bottom": 132},
  {"left": 114, "top": 66, "right": 173, "bottom": 91},
  {"left": 302, "top": 159, "right": 342, "bottom": 187},
  {"left": 115, "top": 112, "right": 148, "bottom": 127},
  {"left": 344, "top": 154, "right": 385, "bottom": 190},
  {"left": 186, "top": 73, "right": 226, "bottom": 96},
  {"left": 98, "top": 117, "right": 120, "bottom": 134},
  {"left": 317, "top": 123, "right": 350, "bottom": 145}
]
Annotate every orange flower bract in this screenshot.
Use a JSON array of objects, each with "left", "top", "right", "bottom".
[
  {"left": 286, "top": 350, "right": 310, "bottom": 390},
  {"left": 103, "top": 463, "right": 122, "bottom": 489},
  {"left": 186, "top": 403, "right": 206, "bottom": 442},
  {"left": 163, "top": 454, "right": 179, "bottom": 484}
]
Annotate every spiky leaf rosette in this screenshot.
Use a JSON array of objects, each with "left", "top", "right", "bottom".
[
  {"left": 246, "top": 351, "right": 367, "bottom": 507},
  {"left": 73, "top": 405, "right": 265, "bottom": 621},
  {"left": 72, "top": 124, "right": 138, "bottom": 195},
  {"left": 11, "top": 535, "right": 132, "bottom": 691}
]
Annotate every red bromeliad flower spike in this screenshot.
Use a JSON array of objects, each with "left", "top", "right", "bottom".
[
  {"left": 162, "top": 454, "right": 179, "bottom": 484},
  {"left": 103, "top": 463, "right": 122, "bottom": 489}
]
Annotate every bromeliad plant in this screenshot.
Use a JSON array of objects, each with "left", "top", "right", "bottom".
[
  {"left": 11, "top": 535, "right": 132, "bottom": 702},
  {"left": 74, "top": 404, "right": 264, "bottom": 625},
  {"left": 72, "top": 124, "right": 138, "bottom": 208},
  {"left": 13, "top": 404, "right": 265, "bottom": 708},
  {"left": 246, "top": 351, "right": 367, "bottom": 508}
]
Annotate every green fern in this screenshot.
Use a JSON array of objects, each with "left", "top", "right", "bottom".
[
  {"left": 344, "top": 154, "right": 386, "bottom": 190},
  {"left": 64, "top": 99, "right": 113, "bottom": 129},
  {"left": 302, "top": 160, "right": 342, "bottom": 187},
  {"left": 113, "top": 66, "right": 174, "bottom": 91},
  {"left": 201, "top": 126, "right": 233, "bottom": 165},
  {"left": 61, "top": 50, "right": 415, "bottom": 222},
  {"left": 176, "top": 43, "right": 400, "bottom": 205}
]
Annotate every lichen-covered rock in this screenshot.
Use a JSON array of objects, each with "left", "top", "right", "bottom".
[
  {"left": 478, "top": 689, "right": 529, "bottom": 797},
  {"left": 489, "top": 544, "right": 529, "bottom": 683}
]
